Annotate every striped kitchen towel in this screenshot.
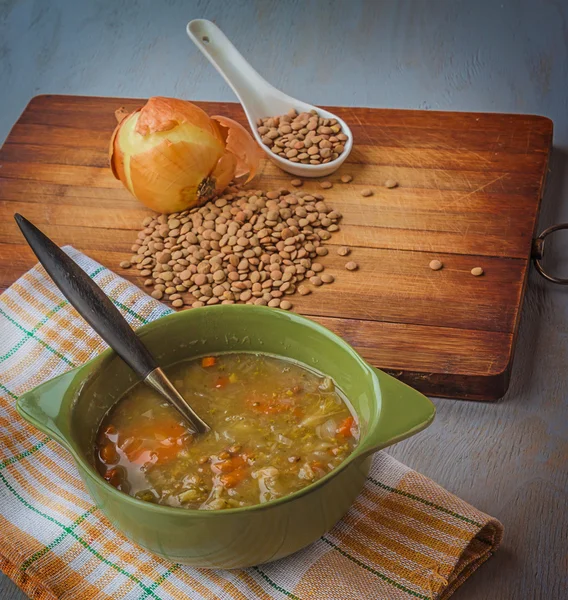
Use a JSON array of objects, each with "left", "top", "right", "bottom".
[{"left": 0, "top": 247, "right": 503, "bottom": 600}]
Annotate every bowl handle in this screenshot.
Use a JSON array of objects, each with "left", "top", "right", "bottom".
[
  {"left": 357, "top": 368, "right": 436, "bottom": 459},
  {"left": 16, "top": 368, "right": 79, "bottom": 451}
]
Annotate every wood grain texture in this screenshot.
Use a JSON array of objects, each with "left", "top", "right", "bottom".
[
  {"left": 1, "top": 1, "right": 567, "bottom": 599},
  {"left": 0, "top": 94, "right": 552, "bottom": 401}
]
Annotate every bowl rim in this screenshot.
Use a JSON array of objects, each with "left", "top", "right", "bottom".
[{"left": 35, "top": 305, "right": 381, "bottom": 516}]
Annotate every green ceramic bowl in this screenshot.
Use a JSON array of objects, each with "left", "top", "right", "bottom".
[{"left": 17, "top": 305, "right": 434, "bottom": 568}]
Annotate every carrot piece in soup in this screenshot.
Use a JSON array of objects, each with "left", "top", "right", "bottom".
[
  {"left": 202, "top": 356, "right": 216, "bottom": 368},
  {"left": 336, "top": 416, "right": 355, "bottom": 438},
  {"left": 220, "top": 467, "right": 248, "bottom": 488},
  {"left": 121, "top": 416, "right": 189, "bottom": 466},
  {"left": 99, "top": 443, "right": 119, "bottom": 465},
  {"left": 122, "top": 418, "right": 186, "bottom": 443},
  {"left": 154, "top": 446, "right": 182, "bottom": 464},
  {"left": 129, "top": 449, "right": 156, "bottom": 466},
  {"left": 212, "top": 454, "right": 249, "bottom": 488},
  {"left": 103, "top": 467, "right": 122, "bottom": 487},
  {"left": 212, "top": 455, "right": 246, "bottom": 474},
  {"left": 129, "top": 445, "right": 181, "bottom": 467}
]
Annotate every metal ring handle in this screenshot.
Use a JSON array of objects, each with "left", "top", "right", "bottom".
[{"left": 532, "top": 223, "right": 568, "bottom": 284}]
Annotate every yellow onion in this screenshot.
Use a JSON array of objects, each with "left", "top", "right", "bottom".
[{"left": 109, "top": 97, "right": 260, "bottom": 213}]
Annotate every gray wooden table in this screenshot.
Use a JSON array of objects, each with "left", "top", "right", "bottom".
[{"left": 1, "top": 1, "right": 567, "bottom": 598}]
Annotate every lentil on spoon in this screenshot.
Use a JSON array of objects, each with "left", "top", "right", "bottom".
[{"left": 257, "top": 108, "right": 348, "bottom": 166}]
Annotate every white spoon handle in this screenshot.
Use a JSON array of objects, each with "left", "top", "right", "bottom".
[
  {"left": 187, "top": 19, "right": 309, "bottom": 122},
  {"left": 187, "top": 19, "right": 353, "bottom": 178}
]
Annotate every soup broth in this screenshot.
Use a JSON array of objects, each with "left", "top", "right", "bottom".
[{"left": 95, "top": 353, "right": 358, "bottom": 510}]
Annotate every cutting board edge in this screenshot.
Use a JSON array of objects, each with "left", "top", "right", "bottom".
[
  {"left": 23, "top": 94, "right": 555, "bottom": 132},
  {"left": 393, "top": 363, "right": 510, "bottom": 402}
]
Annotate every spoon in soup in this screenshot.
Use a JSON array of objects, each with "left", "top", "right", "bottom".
[
  {"left": 187, "top": 19, "right": 353, "bottom": 178},
  {"left": 14, "top": 214, "right": 210, "bottom": 434}
]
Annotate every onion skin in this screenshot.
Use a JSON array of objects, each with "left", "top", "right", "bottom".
[
  {"left": 211, "top": 115, "right": 260, "bottom": 181},
  {"left": 109, "top": 97, "right": 260, "bottom": 214}
]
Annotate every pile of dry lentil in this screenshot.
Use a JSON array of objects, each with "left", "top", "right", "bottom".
[
  {"left": 123, "top": 186, "right": 343, "bottom": 310},
  {"left": 257, "top": 109, "right": 348, "bottom": 165}
]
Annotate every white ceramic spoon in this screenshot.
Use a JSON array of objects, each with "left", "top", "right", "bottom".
[{"left": 187, "top": 19, "right": 353, "bottom": 178}]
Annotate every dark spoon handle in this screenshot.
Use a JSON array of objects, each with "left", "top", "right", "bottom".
[{"left": 14, "top": 214, "right": 157, "bottom": 379}]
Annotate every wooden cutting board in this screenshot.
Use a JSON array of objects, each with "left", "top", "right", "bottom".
[{"left": 0, "top": 95, "right": 552, "bottom": 400}]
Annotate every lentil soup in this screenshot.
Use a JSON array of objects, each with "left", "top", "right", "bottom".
[{"left": 95, "top": 353, "right": 358, "bottom": 510}]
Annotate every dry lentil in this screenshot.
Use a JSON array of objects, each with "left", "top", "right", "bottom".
[
  {"left": 340, "top": 174, "right": 353, "bottom": 183},
  {"left": 321, "top": 273, "right": 335, "bottom": 283},
  {"left": 119, "top": 260, "right": 131, "bottom": 269},
  {"left": 337, "top": 246, "right": 351, "bottom": 257},
  {"left": 361, "top": 189, "right": 373, "bottom": 197},
  {"left": 290, "top": 179, "right": 303, "bottom": 187},
  {"left": 345, "top": 261, "right": 358, "bottom": 271},
  {"left": 124, "top": 185, "right": 344, "bottom": 310},
  {"left": 320, "top": 181, "right": 333, "bottom": 189},
  {"left": 257, "top": 108, "right": 348, "bottom": 166},
  {"left": 385, "top": 179, "right": 398, "bottom": 189},
  {"left": 471, "top": 267, "right": 484, "bottom": 277},
  {"left": 429, "top": 260, "right": 443, "bottom": 271}
]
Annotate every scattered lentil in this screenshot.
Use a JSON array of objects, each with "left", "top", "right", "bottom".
[
  {"left": 119, "top": 260, "right": 131, "bottom": 269},
  {"left": 320, "top": 181, "right": 333, "bottom": 189},
  {"left": 345, "top": 261, "right": 358, "bottom": 271},
  {"left": 384, "top": 179, "right": 398, "bottom": 189},
  {"left": 361, "top": 189, "right": 373, "bottom": 197},
  {"left": 321, "top": 273, "right": 335, "bottom": 283},
  {"left": 340, "top": 174, "right": 353, "bottom": 183},
  {"left": 125, "top": 185, "right": 345, "bottom": 310},
  {"left": 290, "top": 179, "right": 303, "bottom": 187},
  {"left": 471, "top": 267, "right": 484, "bottom": 277},
  {"left": 429, "top": 260, "right": 443, "bottom": 271},
  {"left": 337, "top": 246, "right": 351, "bottom": 256}
]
